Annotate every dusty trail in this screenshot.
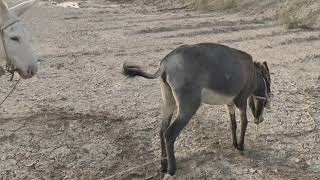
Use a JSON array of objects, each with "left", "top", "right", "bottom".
[{"left": 0, "top": 0, "right": 319, "bottom": 179}]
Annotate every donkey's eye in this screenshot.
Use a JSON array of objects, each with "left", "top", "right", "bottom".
[{"left": 10, "top": 36, "right": 20, "bottom": 42}]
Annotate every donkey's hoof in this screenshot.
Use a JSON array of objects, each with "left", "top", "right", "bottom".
[
  {"left": 160, "top": 163, "right": 167, "bottom": 173},
  {"left": 160, "top": 172, "right": 166, "bottom": 179},
  {"left": 162, "top": 174, "right": 175, "bottom": 180},
  {"left": 232, "top": 143, "right": 238, "bottom": 149},
  {"left": 237, "top": 144, "right": 244, "bottom": 151},
  {"left": 238, "top": 150, "right": 245, "bottom": 156}
]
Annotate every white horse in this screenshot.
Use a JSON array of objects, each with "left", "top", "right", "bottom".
[{"left": 0, "top": 0, "right": 38, "bottom": 79}]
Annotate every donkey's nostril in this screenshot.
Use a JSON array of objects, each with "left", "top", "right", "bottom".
[{"left": 37, "top": 59, "right": 45, "bottom": 63}]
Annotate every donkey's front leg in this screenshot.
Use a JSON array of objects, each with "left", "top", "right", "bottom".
[
  {"left": 237, "top": 104, "right": 248, "bottom": 151},
  {"left": 227, "top": 104, "right": 237, "bottom": 149}
]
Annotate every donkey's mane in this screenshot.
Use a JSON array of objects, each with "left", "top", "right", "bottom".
[
  {"left": 253, "top": 61, "right": 264, "bottom": 75},
  {"left": 253, "top": 61, "right": 264, "bottom": 70}
]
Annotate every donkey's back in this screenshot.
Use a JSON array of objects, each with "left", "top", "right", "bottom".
[{"left": 162, "top": 43, "right": 255, "bottom": 100}]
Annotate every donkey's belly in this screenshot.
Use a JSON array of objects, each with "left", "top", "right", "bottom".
[{"left": 201, "top": 88, "right": 235, "bottom": 105}]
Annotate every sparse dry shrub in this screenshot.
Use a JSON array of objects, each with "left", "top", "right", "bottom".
[
  {"left": 186, "top": 0, "right": 237, "bottom": 11},
  {"left": 188, "top": 0, "right": 209, "bottom": 11},
  {"left": 278, "top": 0, "right": 320, "bottom": 29},
  {"left": 221, "top": 0, "right": 237, "bottom": 10}
]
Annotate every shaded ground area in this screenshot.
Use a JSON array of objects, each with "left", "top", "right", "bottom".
[{"left": 0, "top": 0, "right": 319, "bottom": 179}]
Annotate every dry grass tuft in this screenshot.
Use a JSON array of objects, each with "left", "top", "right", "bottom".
[
  {"left": 188, "top": 0, "right": 208, "bottom": 11},
  {"left": 278, "top": 0, "right": 320, "bottom": 30},
  {"left": 157, "top": 0, "right": 320, "bottom": 30},
  {"left": 221, "top": 0, "right": 237, "bottom": 10},
  {"left": 186, "top": 0, "right": 238, "bottom": 11}
]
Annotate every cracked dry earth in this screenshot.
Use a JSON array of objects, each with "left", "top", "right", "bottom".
[{"left": 0, "top": 0, "right": 320, "bottom": 179}]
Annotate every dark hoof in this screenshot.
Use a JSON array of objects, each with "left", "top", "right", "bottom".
[
  {"left": 167, "top": 168, "right": 176, "bottom": 177},
  {"left": 237, "top": 144, "right": 244, "bottom": 151},
  {"left": 160, "top": 172, "right": 166, "bottom": 180},
  {"left": 232, "top": 142, "right": 238, "bottom": 149},
  {"left": 237, "top": 149, "right": 245, "bottom": 156},
  {"left": 236, "top": 145, "right": 245, "bottom": 155},
  {"left": 160, "top": 162, "right": 167, "bottom": 172}
]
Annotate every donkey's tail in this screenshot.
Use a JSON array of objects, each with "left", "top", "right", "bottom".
[{"left": 122, "top": 63, "right": 163, "bottom": 79}]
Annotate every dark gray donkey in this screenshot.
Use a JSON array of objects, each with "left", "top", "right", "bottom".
[{"left": 122, "top": 43, "right": 271, "bottom": 179}]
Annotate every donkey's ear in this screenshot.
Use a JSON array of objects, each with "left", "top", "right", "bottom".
[
  {"left": 263, "top": 61, "right": 269, "bottom": 71},
  {"left": 9, "top": 0, "right": 36, "bottom": 17}
]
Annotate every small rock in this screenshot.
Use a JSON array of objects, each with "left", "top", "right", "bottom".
[
  {"left": 249, "top": 168, "right": 257, "bottom": 173},
  {"left": 294, "top": 158, "right": 301, "bottom": 163}
]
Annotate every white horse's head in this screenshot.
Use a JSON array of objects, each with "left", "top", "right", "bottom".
[{"left": 0, "top": 0, "right": 38, "bottom": 79}]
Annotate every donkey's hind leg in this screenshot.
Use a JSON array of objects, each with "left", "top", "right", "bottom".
[
  {"left": 164, "top": 87, "right": 201, "bottom": 176},
  {"left": 160, "top": 80, "right": 176, "bottom": 174}
]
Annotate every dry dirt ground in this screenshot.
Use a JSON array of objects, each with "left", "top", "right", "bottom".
[{"left": 0, "top": 0, "right": 320, "bottom": 179}]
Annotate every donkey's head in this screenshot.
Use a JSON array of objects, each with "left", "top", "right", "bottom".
[
  {"left": 249, "top": 61, "right": 271, "bottom": 124},
  {"left": 0, "top": 0, "right": 38, "bottom": 79}
]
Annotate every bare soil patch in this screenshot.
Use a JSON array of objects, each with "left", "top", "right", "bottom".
[{"left": 0, "top": 0, "right": 319, "bottom": 179}]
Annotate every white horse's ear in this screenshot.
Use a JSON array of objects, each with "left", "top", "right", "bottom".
[
  {"left": 0, "top": 0, "right": 9, "bottom": 24},
  {"left": 0, "top": 0, "right": 8, "bottom": 11},
  {"left": 9, "top": 0, "right": 36, "bottom": 17}
]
